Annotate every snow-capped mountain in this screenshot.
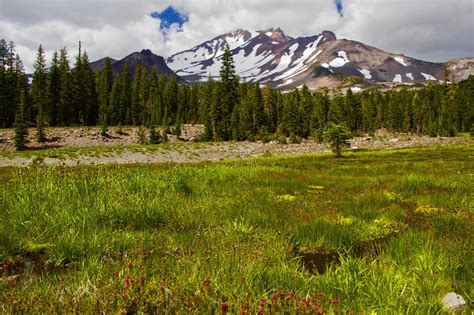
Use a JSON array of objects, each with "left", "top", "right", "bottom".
[{"left": 166, "top": 28, "right": 463, "bottom": 89}]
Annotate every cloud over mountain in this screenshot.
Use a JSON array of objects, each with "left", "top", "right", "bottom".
[{"left": 0, "top": 0, "right": 472, "bottom": 72}]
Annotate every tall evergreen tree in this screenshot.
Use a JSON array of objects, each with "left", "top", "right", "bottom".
[
  {"left": 97, "top": 57, "right": 113, "bottom": 124},
  {"left": 131, "top": 65, "right": 145, "bottom": 125},
  {"left": 32, "top": 45, "right": 47, "bottom": 142},
  {"left": 109, "top": 75, "right": 123, "bottom": 125},
  {"left": 262, "top": 82, "right": 277, "bottom": 133},
  {"left": 120, "top": 63, "right": 132, "bottom": 124},
  {"left": 70, "top": 42, "right": 85, "bottom": 124},
  {"left": 47, "top": 51, "right": 61, "bottom": 126},
  {"left": 214, "top": 44, "right": 239, "bottom": 141},
  {"left": 59, "top": 47, "right": 73, "bottom": 125},
  {"left": 13, "top": 91, "right": 28, "bottom": 151},
  {"left": 163, "top": 75, "right": 178, "bottom": 125},
  {"left": 81, "top": 52, "right": 98, "bottom": 125}
]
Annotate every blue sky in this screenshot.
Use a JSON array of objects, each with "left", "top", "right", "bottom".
[
  {"left": 151, "top": 6, "right": 189, "bottom": 31},
  {"left": 334, "top": 0, "right": 344, "bottom": 17},
  {"left": 152, "top": 3, "right": 344, "bottom": 32}
]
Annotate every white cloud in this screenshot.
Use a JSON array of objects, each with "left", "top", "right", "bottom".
[{"left": 0, "top": 0, "right": 472, "bottom": 72}]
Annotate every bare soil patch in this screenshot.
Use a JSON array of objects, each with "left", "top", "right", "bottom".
[{"left": 0, "top": 126, "right": 472, "bottom": 167}]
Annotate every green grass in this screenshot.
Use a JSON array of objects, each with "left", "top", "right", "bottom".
[{"left": 0, "top": 145, "right": 473, "bottom": 313}]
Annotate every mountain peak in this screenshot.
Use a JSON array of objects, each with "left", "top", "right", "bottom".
[
  {"left": 321, "top": 30, "right": 337, "bottom": 41},
  {"left": 140, "top": 49, "right": 153, "bottom": 56},
  {"left": 260, "top": 27, "right": 289, "bottom": 43}
]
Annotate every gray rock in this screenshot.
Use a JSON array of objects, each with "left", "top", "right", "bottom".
[
  {"left": 389, "top": 138, "right": 400, "bottom": 143},
  {"left": 442, "top": 292, "right": 467, "bottom": 310}
]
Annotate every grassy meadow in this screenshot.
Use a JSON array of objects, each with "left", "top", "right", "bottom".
[{"left": 0, "top": 144, "right": 473, "bottom": 313}]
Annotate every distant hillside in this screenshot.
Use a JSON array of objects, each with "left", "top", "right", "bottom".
[{"left": 90, "top": 49, "right": 183, "bottom": 82}]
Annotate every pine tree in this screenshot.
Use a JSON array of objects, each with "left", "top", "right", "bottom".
[
  {"left": 360, "top": 91, "right": 376, "bottom": 132},
  {"left": 131, "top": 65, "right": 144, "bottom": 125},
  {"left": 163, "top": 75, "right": 178, "bottom": 125},
  {"left": 32, "top": 45, "right": 47, "bottom": 142},
  {"left": 13, "top": 91, "right": 28, "bottom": 151},
  {"left": 81, "top": 52, "right": 98, "bottom": 125},
  {"left": 439, "top": 84, "right": 456, "bottom": 136},
  {"left": 262, "top": 82, "right": 277, "bottom": 133},
  {"left": 3, "top": 41, "right": 19, "bottom": 127},
  {"left": 70, "top": 42, "right": 85, "bottom": 124},
  {"left": 47, "top": 51, "right": 61, "bottom": 126},
  {"left": 0, "top": 39, "right": 6, "bottom": 128},
  {"left": 200, "top": 77, "right": 215, "bottom": 141},
  {"left": 149, "top": 124, "right": 161, "bottom": 144},
  {"left": 311, "top": 88, "right": 330, "bottom": 140},
  {"left": 238, "top": 84, "right": 253, "bottom": 140},
  {"left": 109, "top": 76, "right": 122, "bottom": 125},
  {"left": 344, "top": 88, "right": 362, "bottom": 132},
  {"left": 252, "top": 83, "right": 265, "bottom": 136},
  {"left": 328, "top": 90, "right": 345, "bottom": 125},
  {"left": 120, "top": 63, "right": 132, "bottom": 125},
  {"left": 97, "top": 57, "right": 113, "bottom": 125},
  {"left": 59, "top": 47, "right": 73, "bottom": 125},
  {"left": 214, "top": 44, "right": 239, "bottom": 141},
  {"left": 100, "top": 114, "right": 108, "bottom": 137},
  {"left": 323, "top": 123, "right": 351, "bottom": 157},
  {"left": 0, "top": 41, "right": 23, "bottom": 128}
]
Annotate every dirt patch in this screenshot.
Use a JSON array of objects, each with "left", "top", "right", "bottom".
[
  {"left": 0, "top": 127, "right": 472, "bottom": 167},
  {"left": 299, "top": 234, "right": 396, "bottom": 274},
  {"left": 1, "top": 251, "right": 69, "bottom": 286},
  {"left": 0, "top": 125, "right": 204, "bottom": 152}
]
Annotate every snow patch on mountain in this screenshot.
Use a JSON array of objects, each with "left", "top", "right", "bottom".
[
  {"left": 406, "top": 73, "right": 414, "bottom": 80},
  {"left": 358, "top": 69, "right": 372, "bottom": 80},
  {"left": 393, "top": 74, "right": 403, "bottom": 83},
  {"left": 329, "top": 51, "right": 349, "bottom": 67},
  {"left": 277, "top": 79, "right": 293, "bottom": 88},
  {"left": 421, "top": 72, "right": 436, "bottom": 80},
  {"left": 394, "top": 56, "right": 408, "bottom": 66}
]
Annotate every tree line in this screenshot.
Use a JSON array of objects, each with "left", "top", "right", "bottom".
[{"left": 1, "top": 40, "right": 473, "bottom": 150}]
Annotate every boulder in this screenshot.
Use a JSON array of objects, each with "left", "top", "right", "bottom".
[{"left": 442, "top": 292, "right": 467, "bottom": 311}]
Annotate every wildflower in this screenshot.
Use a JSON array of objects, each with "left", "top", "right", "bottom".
[
  {"left": 329, "top": 299, "right": 339, "bottom": 304},
  {"left": 313, "top": 304, "right": 319, "bottom": 313},
  {"left": 127, "top": 262, "right": 134, "bottom": 270},
  {"left": 202, "top": 277, "right": 211, "bottom": 286},
  {"left": 139, "top": 275, "right": 145, "bottom": 287},
  {"left": 2, "top": 263, "right": 8, "bottom": 271},
  {"left": 221, "top": 302, "right": 229, "bottom": 312},
  {"left": 277, "top": 194, "right": 296, "bottom": 202},
  {"left": 124, "top": 275, "right": 132, "bottom": 288},
  {"left": 260, "top": 300, "right": 267, "bottom": 306},
  {"left": 96, "top": 278, "right": 105, "bottom": 288},
  {"left": 113, "top": 271, "right": 119, "bottom": 278}
]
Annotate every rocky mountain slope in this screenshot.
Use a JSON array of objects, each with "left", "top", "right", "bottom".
[
  {"left": 90, "top": 49, "right": 182, "bottom": 81},
  {"left": 166, "top": 28, "right": 472, "bottom": 89}
]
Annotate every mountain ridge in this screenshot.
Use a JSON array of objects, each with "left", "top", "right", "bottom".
[
  {"left": 90, "top": 49, "right": 183, "bottom": 81},
  {"left": 88, "top": 28, "right": 473, "bottom": 90},
  {"left": 166, "top": 27, "right": 473, "bottom": 89}
]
